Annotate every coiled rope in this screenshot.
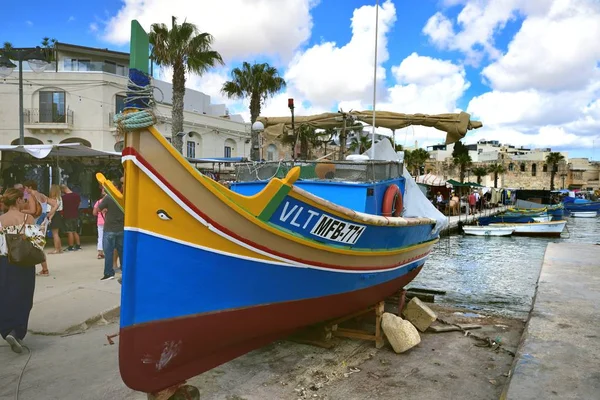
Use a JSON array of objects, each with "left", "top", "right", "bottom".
[{"left": 114, "top": 68, "right": 157, "bottom": 132}]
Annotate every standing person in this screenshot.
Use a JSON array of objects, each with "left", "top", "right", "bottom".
[
  {"left": 97, "top": 181, "right": 124, "bottom": 281},
  {"left": 92, "top": 189, "right": 107, "bottom": 259},
  {"left": 23, "top": 180, "right": 58, "bottom": 276},
  {"left": 0, "top": 188, "right": 44, "bottom": 353},
  {"left": 61, "top": 184, "right": 81, "bottom": 251},
  {"left": 468, "top": 191, "right": 476, "bottom": 215},
  {"left": 47, "top": 184, "right": 65, "bottom": 254}
]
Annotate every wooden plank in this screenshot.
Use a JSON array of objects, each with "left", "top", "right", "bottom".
[
  {"left": 130, "top": 20, "right": 149, "bottom": 73},
  {"left": 406, "top": 287, "right": 447, "bottom": 295},
  {"left": 406, "top": 292, "right": 435, "bottom": 303},
  {"left": 334, "top": 329, "right": 376, "bottom": 341}
]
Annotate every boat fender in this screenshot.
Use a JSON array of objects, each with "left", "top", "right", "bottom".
[{"left": 382, "top": 184, "right": 403, "bottom": 217}]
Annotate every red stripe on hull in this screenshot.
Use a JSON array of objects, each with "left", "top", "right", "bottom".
[
  {"left": 119, "top": 265, "right": 422, "bottom": 393},
  {"left": 123, "top": 147, "right": 435, "bottom": 271}
]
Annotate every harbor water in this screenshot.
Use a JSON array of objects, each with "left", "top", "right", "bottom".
[{"left": 412, "top": 216, "right": 600, "bottom": 318}]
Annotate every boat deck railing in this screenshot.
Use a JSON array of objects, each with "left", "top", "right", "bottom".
[{"left": 234, "top": 160, "right": 404, "bottom": 183}]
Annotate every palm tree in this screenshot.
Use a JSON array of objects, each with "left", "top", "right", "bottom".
[
  {"left": 452, "top": 153, "right": 472, "bottom": 183},
  {"left": 406, "top": 148, "right": 430, "bottom": 176},
  {"left": 280, "top": 125, "right": 315, "bottom": 159},
  {"left": 545, "top": 152, "right": 565, "bottom": 190},
  {"left": 149, "top": 17, "right": 224, "bottom": 153},
  {"left": 349, "top": 135, "right": 372, "bottom": 154},
  {"left": 221, "top": 62, "right": 286, "bottom": 161},
  {"left": 488, "top": 163, "right": 506, "bottom": 188},
  {"left": 471, "top": 166, "right": 489, "bottom": 185}
]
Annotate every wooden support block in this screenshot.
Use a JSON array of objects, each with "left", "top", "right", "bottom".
[
  {"left": 397, "top": 289, "right": 407, "bottom": 316},
  {"left": 375, "top": 301, "right": 385, "bottom": 349}
]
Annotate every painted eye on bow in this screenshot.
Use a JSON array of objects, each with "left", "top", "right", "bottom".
[{"left": 156, "top": 209, "right": 172, "bottom": 221}]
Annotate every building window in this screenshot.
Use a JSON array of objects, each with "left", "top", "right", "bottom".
[
  {"left": 224, "top": 146, "right": 232, "bottom": 158},
  {"left": 39, "top": 91, "right": 66, "bottom": 123},
  {"left": 64, "top": 59, "right": 91, "bottom": 71},
  {"left": 266, "top": 144, "right": 277, "bottom": 161},
  {"left": 187, "top": 141, "right": 196, "bottom": 158},
  {"left": 520, "top": 163, "right": 526, "bottom": 172},
  {"left": 531, "top": 163, "right": 537, "bottom": 176},
  {"left": 116, "top": 95, "right": 126, "bottom": 114},
  {"left": 508, "top": 163, "right": 515, "bottom": 172}
]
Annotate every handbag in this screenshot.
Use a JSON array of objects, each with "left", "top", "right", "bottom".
[{"left": 5, "top": 215, "right": 46, "bottom": 267}]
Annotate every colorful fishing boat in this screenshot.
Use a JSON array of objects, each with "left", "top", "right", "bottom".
[
  {"left": 97, "top": 21, "right": 483, "bottom": 398},
  {"left": 508, "top": 204, "right": 565, "bottom": 220}
]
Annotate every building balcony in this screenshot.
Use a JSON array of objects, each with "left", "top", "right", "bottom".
[
  {"left": 62, "top": 61, "right": 129, "bottom": 77},
  {"left": 23, "top": 109, "right": 74, "bottom": 132}
]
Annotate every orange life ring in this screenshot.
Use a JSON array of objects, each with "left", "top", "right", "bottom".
[{"left": 382, "top": 184, "right": 403, "bottom": 217}]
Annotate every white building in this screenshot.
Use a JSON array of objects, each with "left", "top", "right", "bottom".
[
  {"left": 427, "top": 139, "right": 568, "bottom": 163},
  {"left": 0, "top": 43, "right": 252, "bottom": 159}
]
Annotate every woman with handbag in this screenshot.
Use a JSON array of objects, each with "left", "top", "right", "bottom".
[
  {"left": 23, "top": 180, "right": 57, "bottom": 276},
  {"left": 0, "top": 188, "right": 46, "bottom": 354}
]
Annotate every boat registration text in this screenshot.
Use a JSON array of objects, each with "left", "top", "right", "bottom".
[{"left": 275, "top": 200, "right": 366, "bottom": 245}]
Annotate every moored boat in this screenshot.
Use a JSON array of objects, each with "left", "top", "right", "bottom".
[
  {"left": 463, "top": 225, "right": 514, "bottom": 236},
  {"left": 488, "top": 220, "right": 567, "bottom": 237},
  {"left": 570, "top": 211, "right": 598, "bottom": 218},
  {"left": 95, "top": 20, "right": 484, "bottom": 397}
]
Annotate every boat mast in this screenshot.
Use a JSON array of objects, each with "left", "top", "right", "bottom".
[{"left": 371, "top": 0, "right": 379, "bottom": 160}]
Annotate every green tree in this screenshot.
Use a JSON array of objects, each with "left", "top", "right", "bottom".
[
  {"left": 404, "top": 148, "right": 430, "bottom": 176},
  {"left": 451, "top": 140, "right": 472, "bottom": 182},
  {"left": 349, "top": 135, "right": 372, "bottom": 154},
  {"left": 150, "top": 17, "right": 224, "bottom": 153},
  {"left": 488, "top": 163, "right": 506, "bottom": 188},
  {"left": 471, "top": 166, "right": 489, "bottom": 185},
  {"left": 280, "top": 125, "right": 317, "bottom": 159},
  {"left": 221, "top": 62, "right": 286, "bottom": 161},
  {"left": 545, "top": 151, "right": 565, "bottom": 190}
]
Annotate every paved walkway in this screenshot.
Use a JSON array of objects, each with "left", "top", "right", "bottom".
[
  {"left": 29, "top": 245, "right": 121, "bottom": 334},
  {"left": 501, "top": 242, "right": 600, "bottom": 400}
]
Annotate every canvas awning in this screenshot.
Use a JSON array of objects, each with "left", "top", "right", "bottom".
[
  {"left": 415, "top": 173, "right": 447, "bottom": 186},
  {"left": 0, "top": 144, "right": 120, "bottom": 159},
  {"left": 257, "top": 110, "right": 482, "bottom": 145},
  {"left": 446, "top": 179, "right": 472, "bottom": 187}
]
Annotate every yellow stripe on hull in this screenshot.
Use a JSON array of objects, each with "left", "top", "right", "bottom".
[{"left": 122, "top": 158, "right": 282, "bottom": 263}]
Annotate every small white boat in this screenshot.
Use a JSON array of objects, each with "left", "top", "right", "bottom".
[
  {"left": 570, "top": 211, "right": 597, "bottom": 218},
  {"left": 489, "top": 220, "right": 567, "bottom": 237},
  {"left": 463, "top": 225, "right": 515, "bottom": 236}
]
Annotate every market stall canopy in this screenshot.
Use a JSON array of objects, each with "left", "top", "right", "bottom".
[
  {"left": 446, "top": 179, "right": 473, "bottom": 187},
  {"left": 415, "top": 173, "right": 447, "bottom": 186},
  {"left": 257, "top": 111, "right": 483, "bottom": 145},
  {"left": 0, "top": 144, "right": 120, "bottom": 159}
]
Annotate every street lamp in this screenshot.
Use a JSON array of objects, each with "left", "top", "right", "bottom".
[
  {"left": 251, "top": 121, "right": 264, "bottom": 161},
  {"left": 288, "top": 98, "right": 296, "bottom": 159},
  {"left": 0, "top": 46, "right": 51, "bottom": 145}
]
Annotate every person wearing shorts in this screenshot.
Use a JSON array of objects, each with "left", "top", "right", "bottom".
[{"left": 61, "top": 184, "right": 81, "bottom": 251}]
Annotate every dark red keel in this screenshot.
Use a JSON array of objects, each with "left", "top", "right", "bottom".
[{"left": 119, "top": 266, "right": 422, "bottom": 393}]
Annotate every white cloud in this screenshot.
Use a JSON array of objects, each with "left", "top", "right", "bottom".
[
  {"left": 425, "top": 0, "right": 600, "bottom": 154},
  {"left": 380, "top": 53, "right": 470, "bottom": 115},
  {"left": 283, "top": 0, "right": 397, "bottom": 109},
  {"left": 89, "top": 23, "right": 99, "bottom": 33},
  {"left": 102, "top": 0, "right": 317, "bottom": 63},
  {"left": 25, "top": 20, "right": 33, "bottom": 27},
  {"left": 482, "top": 0, "right": 600, "bottom": 92},
  {"left": 68, "top": 16, "right": 75, "bottom": 23}
]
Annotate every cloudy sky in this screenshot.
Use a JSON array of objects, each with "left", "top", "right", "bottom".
[{"left": 3, "top": 0, "right": 600, "bottom": 159}]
